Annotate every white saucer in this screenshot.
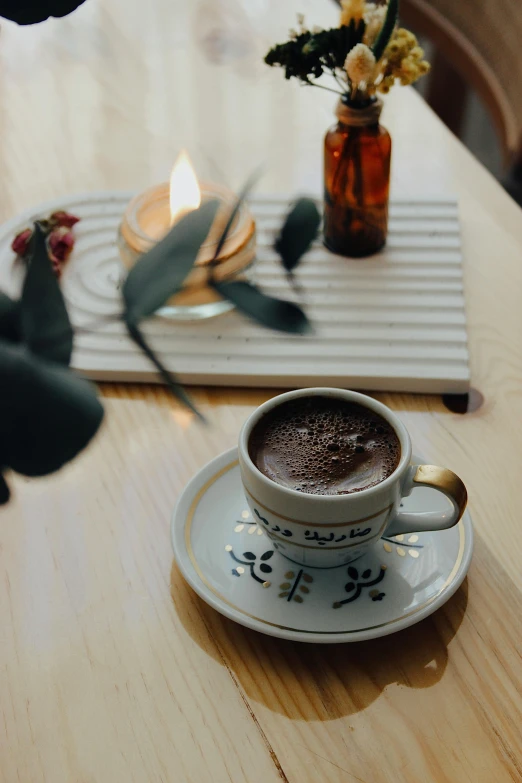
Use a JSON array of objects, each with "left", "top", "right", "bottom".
[{"left": 171, "top": 447, "right": 473, "bottom": 643}]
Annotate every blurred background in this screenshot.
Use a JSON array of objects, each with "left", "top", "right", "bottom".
[
  {"left": 1, "top": 0, "right": 520, "bottom": 205},
  {"left": 398, "top": 0, "right": 522, "bottom": 204}
]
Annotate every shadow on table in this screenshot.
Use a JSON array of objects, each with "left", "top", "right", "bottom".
[
  {"left": 171, "top": 560, "right": 468, "bottom": 720},
  {"left": 99, "top": 378, "right": 486, "bottom": 420}
]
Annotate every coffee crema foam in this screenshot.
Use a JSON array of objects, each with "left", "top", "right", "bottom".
[{"left": 248, "top": 396, "right": 400, "bottom": 495}]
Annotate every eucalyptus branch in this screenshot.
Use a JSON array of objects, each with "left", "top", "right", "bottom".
[
  {"left": 125, "top": 319, "right": 204, "bottom": 421},
  {"left": 208, "top": 167, "right": 262, "bottom": 281}
]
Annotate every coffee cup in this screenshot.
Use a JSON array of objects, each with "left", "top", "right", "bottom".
[{"left": 238, "top": 388, "right": 467, "bottom": 568}]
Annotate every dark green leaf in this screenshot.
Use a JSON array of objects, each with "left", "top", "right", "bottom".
[
  {"left": 0, "top": 340, "right": 104, "bottom": 476},
  {"left": 125, "top": 320, "right": 202, "bottom": 420},
  {"left": 210, "top": 168, "right": 262, "bottom": 267},
  {"left": 260, "top": 563, "right": 272, "bottom": 573},
  {"left": 243, "top": 552, "right": 256, "bottom": 560},
  {"left": 362, "top": 569, "right": 371, "bottom": 579},
  {"left": 275, "top": 198, "right": 321, "bottom": 273},
  {"left": 0, "top": 292, "right": 20, "bottom": 343},
  {"left": 212, "top": 281, "right": 311, "bottom": 334},
  {"left": 348, "top": 566, "right": 359, "bottom": 580},
  {"left": 345, "top": 582, "right": 355, "bottom": 593},
  {"left": 372, "top": 0, "right": 398, "bottom": 61},
  {"left": 0, "top": 0, "right": 87, "bottom": 24},
  {"left": 0, "top": 474, "right": 10, "bottom": 505},
  {"left": 260, "top": 550, "right": 274, "bottom": 561},
  {"left": 20, "top": 224, "right": 73, "bottom": 365},
  {"left": 122, "top": 201, "right": 220, "bottom": 323}
]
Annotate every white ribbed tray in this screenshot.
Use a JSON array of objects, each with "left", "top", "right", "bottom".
[{"left": 0, "top": 192, "right": 470, "bottom": 394}]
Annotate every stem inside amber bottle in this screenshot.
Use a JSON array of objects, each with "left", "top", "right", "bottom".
[{"left": 324, "top": 106, "right": 391, "bottom": 258}]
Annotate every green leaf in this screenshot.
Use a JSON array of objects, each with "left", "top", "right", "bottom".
[
  {"left": 0, "top": 1, "right": 87, "bottom": 25},
  {"left": 124, "top": 320, "right": 203, "bottom": 420},
  {"left": 122, "top": 200, "right": 220, "bottom": 323},
  {"left": 274, "top": 197, "right": 321, "bottom": 272},
  {"left": 0, "top": 340, "right": 104, "bottom": 476},
  {"left": 210, "top": 169, "right": 262, "bottom": 268},
  {"left": 0, "top": 474, "right": 10, "bottom": 505},
  {"left": 0, "top": 292, "right": 20, "bottom": 343},
  {"left": 20, "top": 223, "right": 73, "bottom": 365},
  {"left": 372, "top": 0, "right": 398, "bottom": 61},
  {"left": 212, "top": 280, "right": 311, "bottom": 334}
]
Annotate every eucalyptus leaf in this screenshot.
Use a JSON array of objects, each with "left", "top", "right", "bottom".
[
  {"left": 274, "top": 197, "right": 321, "bottom": 272},
  {"left": 210, "top": 168, "right": 262, "bottom": 267},
  {"left": 0, "top": 0, "right": 87, "bottom": 24},
  {"left": 0, "top": 292, "right": 20, "bottom": 343},
  {"left": 123, "top": 200, "right": 220, "bottom": 324},
  {"left": 0, "top": 340, "right": 104, "bottom": 476},
  {"left": 20, "top": 224, "right": 73, "bottom": 365},
  {"left": 0, "top": 474, "right": 10, "bottom": 505},
  {"left": 125, "top": 320, "right": 203, "bottom": 420},
  {"left": 212, "top": 280, "right": 311, "bottom": 334}
]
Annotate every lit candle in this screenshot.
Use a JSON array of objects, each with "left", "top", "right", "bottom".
[
  {"left": 169, "top": 150, "right": 201, "bottom": 226},
  {"left": 118, "top": 150, "right": 256, "bottom": 320}
]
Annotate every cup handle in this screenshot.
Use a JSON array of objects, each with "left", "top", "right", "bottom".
[{"left": 386, "top": 465, "right": 467, "bottom": 537}]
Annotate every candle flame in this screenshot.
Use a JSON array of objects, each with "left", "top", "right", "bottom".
[{"left": 169, "top": 149, "right": 201, "bottom": 225}]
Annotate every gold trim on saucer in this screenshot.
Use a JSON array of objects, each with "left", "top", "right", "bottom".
[{"left": 184, "top": 459, "right": 466, "bottom": 635}]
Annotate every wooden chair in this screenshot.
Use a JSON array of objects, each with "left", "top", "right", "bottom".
[{"left": 399, "top": 0, "right": 522, "bottom": 200}]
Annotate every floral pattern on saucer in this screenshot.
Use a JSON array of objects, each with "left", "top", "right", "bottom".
[{"left": 171, "top": 447, "right": 473, "bottom": 643}]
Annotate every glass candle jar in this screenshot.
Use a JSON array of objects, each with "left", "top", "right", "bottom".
[
  {"left": 118, "top": 182, "right": 256, "bottom": 320},
  {"left": 324, "top": 98, "right": 391, "bottom": 258}
]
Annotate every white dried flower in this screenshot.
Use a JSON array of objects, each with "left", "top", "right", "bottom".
[
  {"left": 311, "top": 25, "right": 323, "bottom": 34},
  {"left": 364, "top": 3, "right": 387, "bottom": 45},
  {"left": 296, "top": 13, "right": 305, "bottom": 27},
  {"left": 288, "top": 28, "right": 298, "bottom": 40},
  {"left": 344, "top": 43, "right": 376, "bottom": 86}
]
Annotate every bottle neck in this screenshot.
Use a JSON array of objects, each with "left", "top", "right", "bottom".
[{"left": 335, "top": 98, "right": 383, "bottom": 128}]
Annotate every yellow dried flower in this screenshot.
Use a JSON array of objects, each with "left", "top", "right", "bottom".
[
  {"left": 340, "top": 0, "right": 365, "bottom": 26},
  {"left": 345, "top": 42, "right": 376, "bottom": 86},
  {"left": 374, "top": 27, "right": 430, "bottom": 92}
]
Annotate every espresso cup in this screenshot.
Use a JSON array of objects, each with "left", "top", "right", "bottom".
[{"left": 238, "top": 388, "right": 467, "bottom": 568}]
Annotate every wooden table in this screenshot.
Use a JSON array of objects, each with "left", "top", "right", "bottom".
[{"left": 2, "top": 1, "right": 522, "bottom": 781}]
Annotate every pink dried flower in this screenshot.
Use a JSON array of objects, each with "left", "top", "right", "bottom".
[
  {"left": 49, "top": 210, "right": 81, "bottom": 228},
  {"left": 48, "top": 226, "right": 75, "bottom": 264},
  {"left": 11, "top": 228, "right": 32, "bottom": 257}
]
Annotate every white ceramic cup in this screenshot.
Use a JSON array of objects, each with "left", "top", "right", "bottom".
[{"left": 238, "top": 388, "right": 467, "bottom": 568}]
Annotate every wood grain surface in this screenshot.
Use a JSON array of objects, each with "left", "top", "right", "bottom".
[{"left": 1, "top": 1, "right": 522, "bottom": 782}]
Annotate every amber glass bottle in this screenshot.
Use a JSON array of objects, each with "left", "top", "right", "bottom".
[{"left": 324, "top": 98, "right": 391, "bottom": 257}]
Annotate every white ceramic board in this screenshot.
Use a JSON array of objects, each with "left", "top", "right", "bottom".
[{"left": 0, "top": 191, "right": 470, "bottom": 394}]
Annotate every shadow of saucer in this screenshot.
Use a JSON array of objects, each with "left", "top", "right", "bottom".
[{"left": 171, "top": 559, "right": 468, "bottom": 720}]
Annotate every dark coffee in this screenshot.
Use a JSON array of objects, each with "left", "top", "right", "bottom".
[{"left": 248, "top": 396, "right": 400, "bottom": 495}]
